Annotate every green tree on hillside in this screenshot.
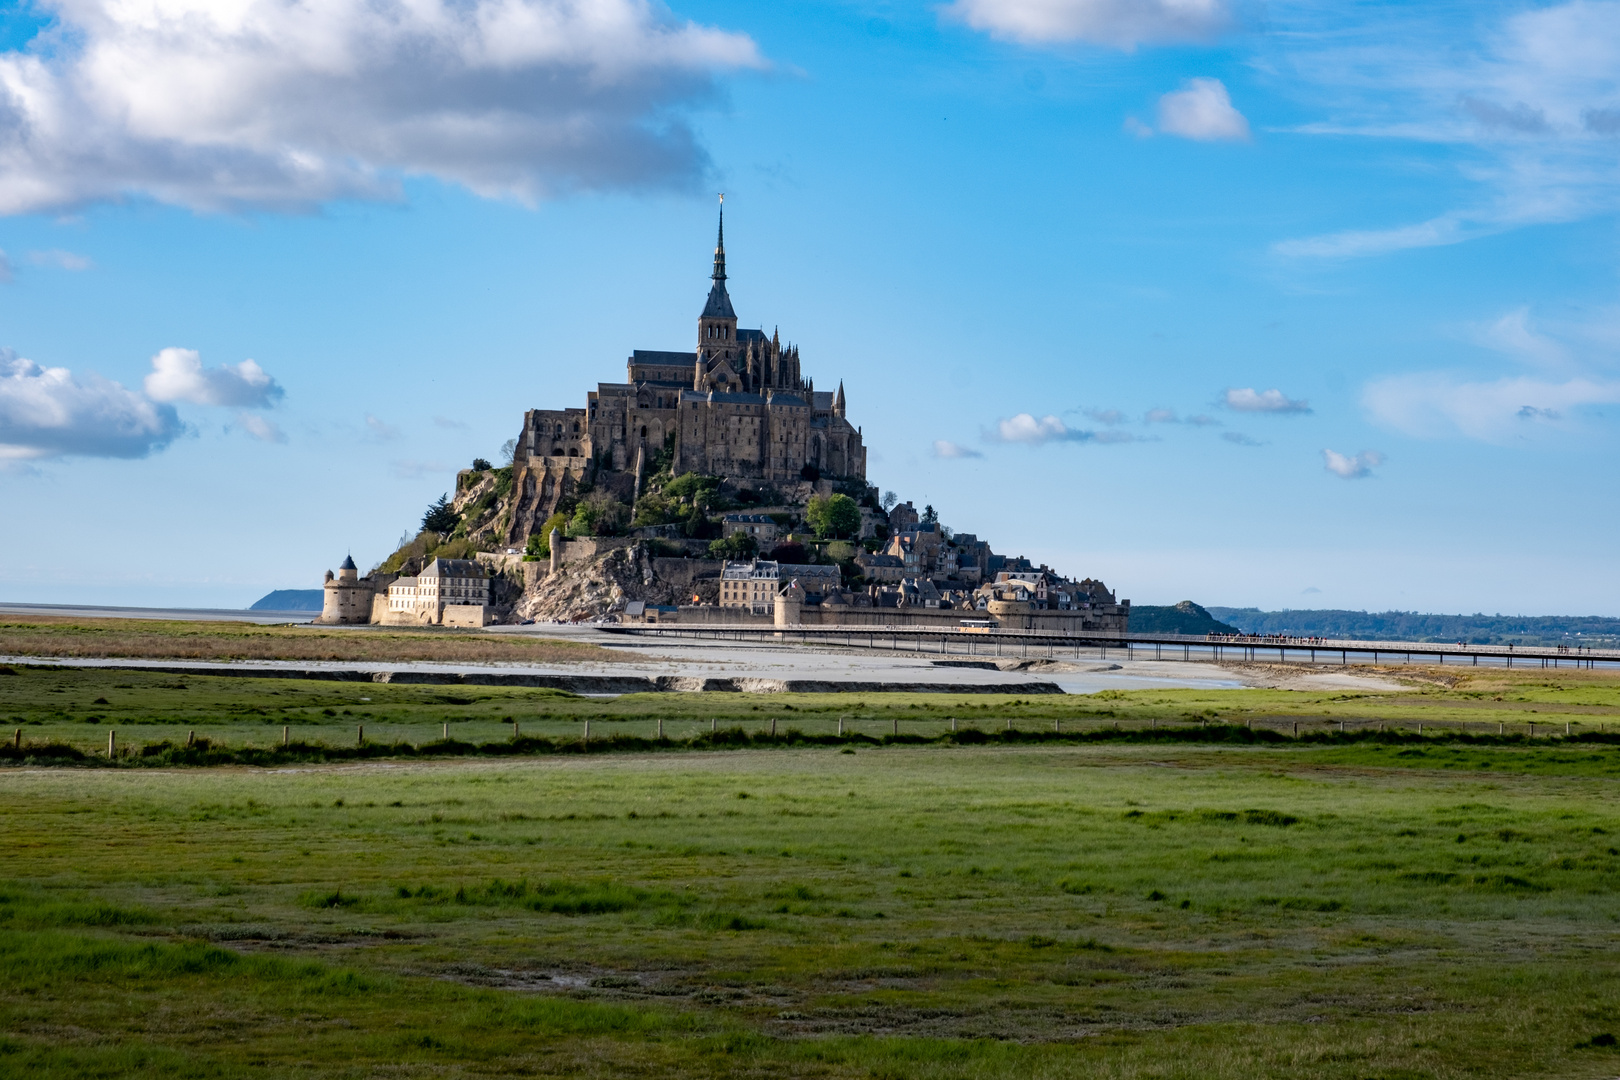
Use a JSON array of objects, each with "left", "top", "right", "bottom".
[
  {"left": 807, "top": 494, "right": 860, "bottom": 539},
  {"left": 422, "top": 494, "right": 458, "bottom": 534},
  {"left": 708, "top": 533, "right": 759, "bottom": 561},
  {"left": 569, "top": 492, "right": 629, "bottom": 537}
]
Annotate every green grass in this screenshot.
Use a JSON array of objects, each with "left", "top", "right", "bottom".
[
  {"left": 5, "top": 662, "right": 1620, "bottom": 762},
  {"left": 6, "top": 730, "right": 1620, "bottom": 1077},
  {"left": 0, "top": 614, "right": 616, "bottom": 663}
]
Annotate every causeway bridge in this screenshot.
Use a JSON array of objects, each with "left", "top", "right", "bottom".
[{"left": 603, "top": 624, "right": 1618, "bottom": 671}]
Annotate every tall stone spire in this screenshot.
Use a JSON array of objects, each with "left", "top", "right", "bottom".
[
  {"left": 700, "top": 195, "right": 736, "bottom": 326},
  {"left": 834, "top": 380, "right": 846, "bottom": 418},
  {"left": 712, "top": 199, "right": 726, "bottom": 284}
]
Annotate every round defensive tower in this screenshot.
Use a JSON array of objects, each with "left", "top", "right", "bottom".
[{"left": 316, "top": 554, "right": 374, "bottom": 625}]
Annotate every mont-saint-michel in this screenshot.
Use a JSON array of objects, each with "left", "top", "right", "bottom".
[{"left": 317, "top": 208, "right": 1128, "bottom": 633}]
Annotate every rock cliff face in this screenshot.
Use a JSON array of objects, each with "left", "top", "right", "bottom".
[{"left": 513, "top": 544, "right": 721, "bottom": 623}]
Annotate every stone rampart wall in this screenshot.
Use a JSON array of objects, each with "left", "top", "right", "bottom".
[{"left": 643, "top": 604, "right": 1129, "bottom": 634}]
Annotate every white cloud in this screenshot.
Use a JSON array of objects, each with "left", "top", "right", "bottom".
[
  {"left": 1123, "top": 116, "right": 1154, "bottom": 138},
  {"left": 1221, "top": 431, "right": 1263, "bottom": 446},
  {"left": 237, "top": 413, "right": 286, "bottom": 444},
  {"left": 1186, "top": 413, "right": 1220, "bottom": 426},
  {"left": 0, "top": 250, "right": 11, "bottom": 282},
  {"left": 143, "top": 348, "right": 283, "bottom": 408},
  {"left": 943, "top": 0, "right": 1230, "bottom": 49},
  {"left": 932, "top": 439, "right": 983, "bottom": 459},
  {"left": 1362, "top": 370, "right": 1620, "bottom": 442},
  {"left": 26, "top": 249, "right": 92, "bottom": 271},
  {"left": 991, "top": 412, "right": 1093, "bottom": 444},
  {"left": 366, "top": 414, "right": 403, "bottom": 441},
  {"left": 433, "top": 415, "right": 470, "bottom": 430},
  {"left": 1143, "top": 408, "right": 1177, "bottom": 423},
  {"left": 1085, "top": 407, "right": 1127, "bottom": 424},
  {"left": 1273, "top": 1, "right": 1620, "bottom": 258},
  {"left": 1322, "top": 448, "right": 1384, "bottom": 479},
  {"left": 988, "top": 413, "right": 1145, "bottom": 444},
  {"left": 1273, "top": 216, "right": 1469, "bottom": 260},
  {"left": 0, "top": 0, "right": 764, "bottom": 215},
  {"left": 391, "top": 458, "right": 451, "bottom": 479},
  {"left": 1156, "top": 78, "right": 1249, "bottom": 142},
  {"left": 1223, "top": 387, "right": 1311, "bottom": 413},
  {"left": 0, "top": 348, "right": 182, "bottom": 460},
  {"left": 1474, "top": 306, "right": 1568, "bottom": 367}
]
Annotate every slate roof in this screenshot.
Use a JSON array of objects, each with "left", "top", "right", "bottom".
[
  {"left": 339, "top": 554, "right": 357, "bottom": 570},
  {"left": 683, "top": 389, "right": 767, "bottom": 405},
  {"left": 420, "top": 558, "right": 489, "bottom": 579},
  {"left": 702, "top": 281, "right": 735, "bottom": 319},
  {"left": 631, "top": 350, "right": 695, "bottom": 365}
]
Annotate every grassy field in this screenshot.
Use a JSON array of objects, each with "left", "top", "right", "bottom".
[
  {"left": 3, "top": 661, "right": 1620, "bottom": 760},
  {"left": 6, "top": 661, "right": 1620, "bottom": 1077},
  {"left": 0, "top": 615, "right": 617, "bottom": 664},
  {"left": 5, "top": 738, "right": 1620, "bottom": 1078}
]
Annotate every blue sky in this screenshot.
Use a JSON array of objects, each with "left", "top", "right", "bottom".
[{"left": 0, "top": 0, "right": 1617, "bottom": 613}]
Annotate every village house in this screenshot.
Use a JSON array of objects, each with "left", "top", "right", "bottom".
[
  {"left": 383, "top": 558, "right": 492, "bottom": 626},
  {"left": 722, "top": 513, "right": 781, "bottom": 544},
  {"left": 719, "top": 559, "right": 782, "bottom": 615}
]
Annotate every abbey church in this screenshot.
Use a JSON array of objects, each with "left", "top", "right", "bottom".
[{"left": 505, "top": 209, "right": 866, "bottom": 542}]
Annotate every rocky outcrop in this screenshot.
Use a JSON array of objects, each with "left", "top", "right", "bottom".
[{"left": 512, "top": 544, "right": 722, "bottom": 623}]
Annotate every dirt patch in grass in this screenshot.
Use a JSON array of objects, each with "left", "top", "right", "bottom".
[{"left": 0, "top": 616, "right": 616, "bottom": 665}]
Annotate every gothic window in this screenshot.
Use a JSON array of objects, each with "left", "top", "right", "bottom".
[{"left": 640, "top": 425, "right": 648, "bottom": 437}]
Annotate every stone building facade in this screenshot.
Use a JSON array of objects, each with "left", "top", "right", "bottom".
[
  {"left": 381, "top": 558, "right": 492, "bottom": 626},
  {"left": 505, "top": 208, "right": 866, "bottom": 545}
]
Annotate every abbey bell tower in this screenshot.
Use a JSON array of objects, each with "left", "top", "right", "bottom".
[{"left": 697, "top": 199, "right": 738, "bottom": 367}]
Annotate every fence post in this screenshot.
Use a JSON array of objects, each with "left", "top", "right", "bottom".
[
  {"left": 658, "top": 717, "right": 665, "bottom": 740},
  {"left": 283, "top": 725, "right": 289, "bottom": 747},
  {"left": 12, "top": 728, "right": 19, "bottom": 749},
  {"left": 711, "top": 718, "right": 716, "bottom": 734},
  {"left": 442, "top": 722, "right": 448, "bottom": 741},
  {"left": 357, "top": 725, "right": 364, "bottom": 747},
  {"left": 951, "top": 717, "right": 957, "bottom": 732},
  {"left": 837, "top": 718, "right": 844, "bottom": 737},
  {"left": 892, "top": 717, "right": 898, "bottom": 737},
  {"left": 583, "top": 719, "right": 590, "bottom": 743},
  {"left": 187, "top": 730, "right": 195, "bottom": 747},
  {"left": 771, "top": 718, "right": 777, "bottom": 737},
  {"left": 108, "top": 730, "right": 115, "bottom": 758}
]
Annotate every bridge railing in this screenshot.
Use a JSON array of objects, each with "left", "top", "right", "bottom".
[{"left": 603, "top": 622, "right": 1620, "bottom": 665}]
